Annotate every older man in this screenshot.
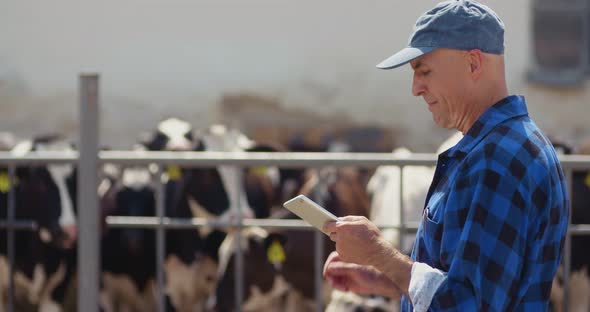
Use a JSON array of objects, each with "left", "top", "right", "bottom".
[{"left": 323, "top": 1, "right": 569, "bottom": 311}]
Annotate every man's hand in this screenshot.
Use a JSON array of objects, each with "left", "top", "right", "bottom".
[
  {"left": 323, "top": 215, "right": 390, "bottom": 266},
  {"left": 324, "top": 215, "right": 413, "bottom": 296},
  {"left": 323, "top": 251, "right": 402, "bottom": 299}
]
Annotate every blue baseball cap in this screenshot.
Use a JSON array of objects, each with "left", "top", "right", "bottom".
[{"left": 376, "top": 0, "right": 505, "bottom": 70}]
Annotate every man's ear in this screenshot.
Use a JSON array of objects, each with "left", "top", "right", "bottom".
[{"left": 467, "top": 49, "right": 484, "bottom": 79}]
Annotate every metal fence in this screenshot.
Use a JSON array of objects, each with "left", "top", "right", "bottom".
[{"left": 1, "top": 75, "right": 590, "bottom": 312}]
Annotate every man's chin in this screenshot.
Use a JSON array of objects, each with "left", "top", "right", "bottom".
[{"left": 431, "top": 116, "right": 451, "bottom": 129}]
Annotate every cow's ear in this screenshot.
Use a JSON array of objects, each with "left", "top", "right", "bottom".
[
  {"left": 137, "top": 131, "right": 153, "bottom": 148},
  {"left": 184, "top": 130, "right": 194, "bottom": 143},
  {"left": 193, "top": 139, "right": 206, "bottom": 152}
]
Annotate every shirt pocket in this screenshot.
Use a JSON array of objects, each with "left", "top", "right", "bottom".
[{"left": 420, "top": 207, "right": 443, "bottom": 264}]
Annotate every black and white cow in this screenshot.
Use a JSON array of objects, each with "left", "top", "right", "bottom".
[
  {"left": 0, "top": 134, "right": 78, "bottom": 312},
  {"left": 100, "top": 163, "right": 225, "bottom": 312},
  {"left": 100, "top": 165, "right": 158, "bottom": 312},
  {"left": 100, "top": 129, "right": 220, "bottom": 311}
]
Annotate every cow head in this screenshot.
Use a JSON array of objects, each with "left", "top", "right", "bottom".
[
  {"left": 141, "top": 118, "right": 194, "bottom": 152},
  {"left": 182, "top": 125, "right": 267, "bottom": 221}
]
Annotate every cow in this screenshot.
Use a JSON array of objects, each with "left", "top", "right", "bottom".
[
  {"left": 0, "top": 134, "right": 78, "bottom": 312},
  {"left": 99, "top": 145, "right": 221, "bottom": 311},
  {"left": 165, "top": 123, "right": 288, "bottom": 310},
  {"left": 213, "top": 166, "right": 371, "bottom": 311},
  {"left": 99, "top": 165, "right": 158, "bottom": 312},
  {"left": 99, "top": 162, "right": 226, "bottom": 312}
]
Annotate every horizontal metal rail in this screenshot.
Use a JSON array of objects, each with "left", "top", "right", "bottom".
[
  {"left": 568, "top": 224, "right": 590, "bottom": 235},
  {"left": 0, "top": 221, "right": 37, "bottom": 231},
  {"left": 0, "top": 151, "right": 589, "bottom": 169},
  {"left": 105, "top": 216, "right": 422, "bottom": 231},
  {"left": 6, "top": 218, "right": 590, "bottom": 236}
]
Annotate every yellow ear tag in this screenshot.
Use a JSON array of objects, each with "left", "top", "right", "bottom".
[
  {"left": 267, "top": 240, "right": 286, "bottom": 265},
  {"left": 0, "top": 171, "right": 16, "bottom": 194},
  {"left": 167, "top": 166, "right": 182, "bottom": 181},
  {"left": 585, "top": 172, "right": 590, "bottom": 189},
  {"left": 249, "top": 166, "right": 268, "bottom": 177}
]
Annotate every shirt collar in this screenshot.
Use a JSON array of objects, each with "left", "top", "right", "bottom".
[{"left": 444, "top": 95, "right": 529, "bottom": 158}]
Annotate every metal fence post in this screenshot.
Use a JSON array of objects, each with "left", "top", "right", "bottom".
[
  {"left": 314, "top": 230, "right": 324, "bottom": 312},
  {"left": 78, "top": 74, "right": 100, "bottom": 312},
  {"left": 398, "top": 166, "right": 405, "bottom": 253},
  {"left": 7, "top": 165, "right": 16, "bottom": 312},
  {"left": 234, "top": 165, "right": 244, "bottom": 312},
  {"left": 155, "top": 167, "right": 166, "bottom": 312}
]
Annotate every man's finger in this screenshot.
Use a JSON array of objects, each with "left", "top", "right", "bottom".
[
  {"left": 323, "top": 220, "right": 337, "bottom": 233},
  {"left": 327, "top": 261, "right": 358, "bottom": 272},
  {"left": 323, "top": 252, "right": 340, "bottom": 276},
  {"left": 339, "top": 215, "right": 362, "bottom": 222},
  {"left": 329, "top": 232, "right": 338, "bottom": 242},
  {"left": 325, "top": 274, "right": 349, "bottom": 292}
]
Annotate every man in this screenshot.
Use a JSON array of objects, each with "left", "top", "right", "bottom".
[{"left": 323, "top": 1, "right": 569, "bottom": 311}]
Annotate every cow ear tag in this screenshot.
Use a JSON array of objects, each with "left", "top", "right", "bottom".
[
  {"left": 167, "top": 166, "right": 182, "bottom": 181},
  {"left": 585, "top": 172, "right": 590, "bottom": 189},
  {"left": 267, "top": 239, "right": 286, "bottom": 265},
  {"left": 249, "top": 166, "right": 268, "bottom": 176},
  {"left": 0, "top": 171, "right": 17, "bottom": 194}
]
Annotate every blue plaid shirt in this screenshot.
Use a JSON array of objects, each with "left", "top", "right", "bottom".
[{"left": 401, "top": 95, "right": 569, "bottom": 311}]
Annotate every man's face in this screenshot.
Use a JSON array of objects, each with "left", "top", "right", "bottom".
[{"left": 410, "top": 48, "right": 473, "bottom": 129}]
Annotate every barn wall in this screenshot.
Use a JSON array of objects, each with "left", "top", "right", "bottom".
[{"left": 1, "top": 0, "right": 588, "bottom": 151}]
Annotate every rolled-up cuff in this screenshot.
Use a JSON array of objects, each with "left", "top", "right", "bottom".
[{"left": 409, "top": 262, "right": 447, "bottom": 312}]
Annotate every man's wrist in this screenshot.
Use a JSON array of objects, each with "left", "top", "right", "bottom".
[
  {"left": 368, "top": 265, "right": 403, "bottom": 299},
  {"left": 368, "top": 240, "right": 413, "bottom": 296}
]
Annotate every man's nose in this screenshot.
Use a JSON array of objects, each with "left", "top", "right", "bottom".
[{"left": 412, "top": 75, "right": 424, "bottom": 97}]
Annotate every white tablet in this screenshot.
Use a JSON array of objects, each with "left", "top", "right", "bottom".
[{"left": 283, "top": 194, "right": 338, "bottom": 235}]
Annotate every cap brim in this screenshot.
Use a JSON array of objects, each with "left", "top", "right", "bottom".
[{"left": 376, "top": 47, "right": 436, "bottom": 70}]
